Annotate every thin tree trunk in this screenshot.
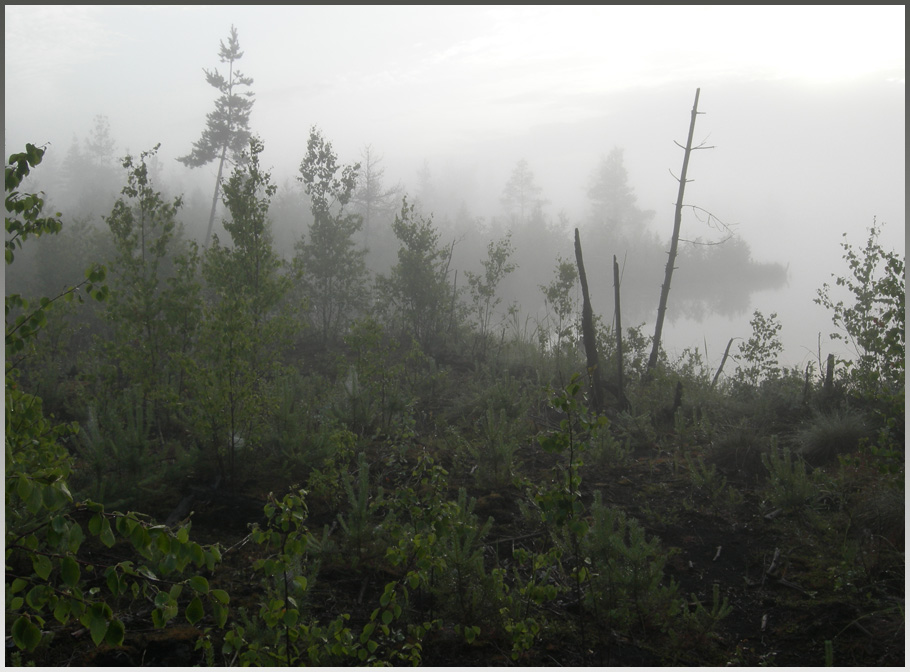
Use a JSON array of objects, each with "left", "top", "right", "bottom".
[
  {"left": 823, "top": 353, "right": 835, "bottom": 394},
  {"left": 574, "top": 228, "right": 603, "bottom": 411},
  {"left": 802, "top": 362, "right": 813, "bottom": 404},
  {"left": 712, "top": 337, "right": 736, "bottom": 387},
  {"left": 648, "top": 88, "right": 702, "bottom": 372},
  {"left": 204, "top": 146, "right": 228, "bottom": 247},
  {"left": 613, "top": 255, "right": 630, "bottom": 410},
  {"left": 448, "top": 268, "right": 458, "bottom": 350}
]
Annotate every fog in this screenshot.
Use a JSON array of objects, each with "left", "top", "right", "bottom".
[{"left": 5, "top": 6, "right": 905, "bottom": 370}]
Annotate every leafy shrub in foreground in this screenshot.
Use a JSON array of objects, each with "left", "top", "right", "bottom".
[{"left": 6, "top": 144, "right": 226, "bottom": 659}]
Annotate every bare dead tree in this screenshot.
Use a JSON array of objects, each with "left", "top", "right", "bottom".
[
  {"left": 647, "top": 88, "right": 713, "bottom": 373},
  {"left": 711, "top": 337, "right": 740, "bottom": 387},
  {"left": 823, "top": 353, "right": 835, "bottom": 395},
  {"left": 574, "top": 228, "right": 604, "bottom": 411}
]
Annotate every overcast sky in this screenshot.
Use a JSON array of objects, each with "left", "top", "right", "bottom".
[{"left": 4, "top": 5, "right": 905, "bottom": 368}]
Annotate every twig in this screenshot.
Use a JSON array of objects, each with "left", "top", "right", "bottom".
[
  {"left": 223, "top": 532, "right": 253, "bottom": 555},
  {"left": 488, "top": 530, "right": 546, "bottom": 546},
  {"left": 766, "top": 547, "right": 781, "bottom": 575},
  {"left": 775, "top": 576, "right": 815, "bottom": 597}
]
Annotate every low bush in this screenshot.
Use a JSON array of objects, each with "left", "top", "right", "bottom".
[{"left": 797, "top": 408, "right": 869, "bottom": 467}]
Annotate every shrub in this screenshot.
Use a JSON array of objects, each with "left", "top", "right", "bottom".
[
  {"left": 581, "top": 491, "right": 678, "bottom": 632},
  {"left": 797, "top": 408, "right": 868, "bottom": 467},
  {"left": 815, "top": 221, "right": 904, "bottom": 398},
  {"left": 734, "top": 311, "right": 783, "bottom": 387},
  {"left": 71, "top": 388, "right": 158, "bottom": 509},
  {"left": 468, "top": 407, "right": 525, "bottom": 489},
  {"left": 761, "top": 439, "right": 816, "bottom": 513},
  {"left": 587, "top": 422, "right": 632, "bottom": 468},
  {"left": 706, "top": 420, "right": 769, "bottom": 482},
  {"left": 431, "top": 488, "right": 494, "bottom": 624}
]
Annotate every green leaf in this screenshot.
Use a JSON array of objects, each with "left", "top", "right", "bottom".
[
  {"left": 154, "top": 591, "right": 171, "bottom": 609},
  {"left": 53, "top": 599, "right": 70, "bottom": 624},
  {"left": 67, "top": 521, "right": 85, "bottom": 554},
  {"left": 210, "top": 589, "right": 230, "bottom": 605},
  {"left": 185, "top": 596, "right": 204, "bottom": 625},
  {"left": 204, "top": 548, "right": 219, "bottom": 572},
  {"left": 25, "top": 483, "right": 44, "bottom": 514},
  {"left": 69, "top": 596, "right": 86, "bottom": 620},
  {"left": 11, "top": 616, "right": 42, "bottom": 651},
  {"left": 105, "top": 619, "right": 125, "bottom": 646},
  {"left": 129, "top": 523, "right": 151, "bottom": 552},
  {"left": 99, "top": 520, "right": 116, "bottom": 548},
  {"left": 17, "top": 475, "right": 33, "bottom": 501},
  {"left": 160, "top": 552, "right": 177, "bottom": 575},
  {"left": 190, "top": 543, "right": 205, "bottom": 566},
  {"left": 138, "top": 565, "right": 158, "bottom": 581},
  {"left": 152, "top": 608, "right": 166, "bottom": 629},
  {"left": 155, "top": 532, "right": 171, "bottom": 555},
  {"left": 283, "top": 609, "right": 298, "bottom": 627},
  {"left": 89, "top": 611, "right": 109, "bottom": 646},
  {"left": 105, "top": 569, "right": 121, "bottom": 596},
  {"left": 212, "top": 601, "right": 228, "bottom": 629},
  {"left": 188, "top": 575, "right": 209, "bottom": 594},
  {"left": 115, "top": 515, "right": 133, "bottom": 537},
  {"left": 60, "top": 556, "right": 81, "bottom": 588},
  {"left": 11, "top": 578, "right": 28, "bottom": 594},
  {"left": 32, "top": 554, "right": 53, "bottom": 580}
]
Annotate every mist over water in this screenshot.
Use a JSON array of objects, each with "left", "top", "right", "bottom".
[{"left": 5, "top": 6, "right": 904, "bottom": 373}]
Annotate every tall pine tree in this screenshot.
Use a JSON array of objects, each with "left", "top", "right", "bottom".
[{"left": 179, "top": 25, "right": 255, "bottom": 247}]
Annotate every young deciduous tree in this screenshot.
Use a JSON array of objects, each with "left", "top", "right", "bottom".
[
  {"left": 7, "top": 145, "right": 225, "bottom": 658},
  {"left": 295, "top": 127, "right": 369, "bottom": 343},
  {"left": 539, "top": 257, "right": 579, "bottom": 356},
  {"left": 734, "top": 310, "right": 783, "bottom": 387},
  {"left": 179, "top": 25, "right": 255, "bottom": 247},
  {"left": 218, "top": 136, "right": 287, "bottom": 329},
  {"left": 103, "top": 145, "right": 201, "bottom": 433},
  {"left": 816, "top": 221, "right": 905, "bottom": 396},
  {"left": 192, "top": 137, "right": 289, "bottom": 481},
  {"left": 466, "top": 232, "right": 516, "bottom": 356}
]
